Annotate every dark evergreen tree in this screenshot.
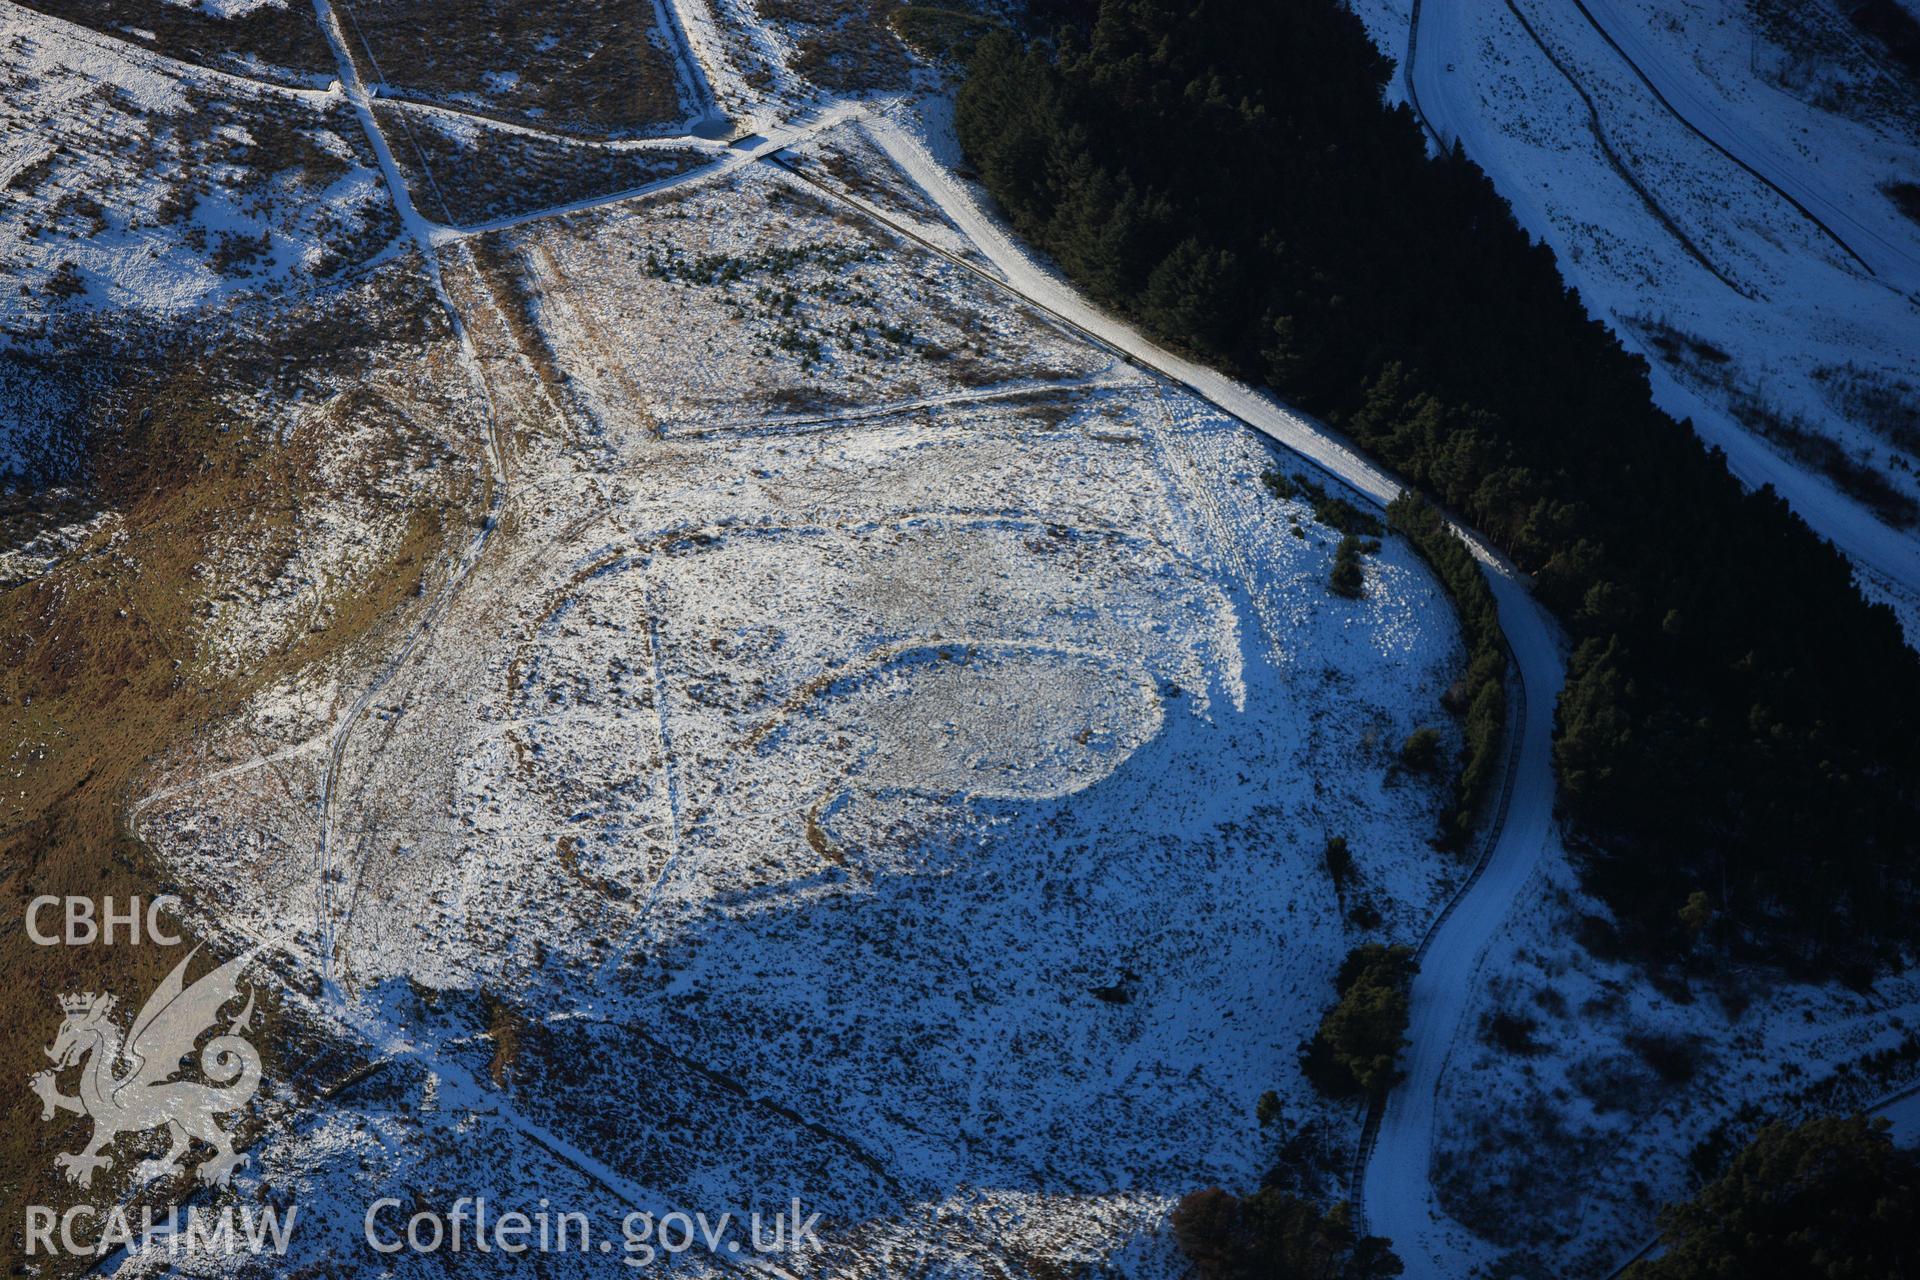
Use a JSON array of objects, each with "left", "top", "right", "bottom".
[
  {"left": 1329, "top": 533, "right": 1366, "bottom": 598},
  {"left": 1628, "top": 1116, "right": 1920, "bottom": 1280},
  {"left": 1308, "top": 944, "right": 1415, "bottom": 1095},
  {"left": 1172, "top": 1185, "right": 1405, "bottom": 1280}
]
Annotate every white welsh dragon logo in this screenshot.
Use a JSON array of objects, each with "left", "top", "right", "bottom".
[{"left": 29, "top": 945, "right": 263, "bottom": 1190}]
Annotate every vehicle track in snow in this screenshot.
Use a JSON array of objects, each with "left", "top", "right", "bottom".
[
  {"left": 1494, "top": 0, "right": 1751, "bottom": 297},
  {"left": 307, "top": 0, "right": 511, "bottom": 994},
  {"left": 1560, "top": 0, "right": 1899, "bottom": 281},
  {"left": 1406, "top": 0, "right": 1891, "bottom": 280},
  {"left": 1399, "top": 0, "right": 1920, "bottom": 604}
]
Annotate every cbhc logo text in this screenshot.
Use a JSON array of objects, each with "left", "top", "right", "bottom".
[{"left": 26, "top": 896, "right": 183, "bottom": 946}]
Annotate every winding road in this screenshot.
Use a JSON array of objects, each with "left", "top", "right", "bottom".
[
  {"left": 848, "top": 109, "right": 1569, "bottom": 1280},
  {"left": 68, "top": 0, "right": 1894, "bottom": 1266},
  {"left": 1357, "top": 560, "right": 1560, "bottom": 1274}
]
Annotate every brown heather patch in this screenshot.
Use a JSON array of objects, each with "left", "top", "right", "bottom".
[
  {"left": 0, "top": 282, "right": 484, "bottom": 1249},
  {"left": 344, "top": 0, "right": 685, "bottom": 135},
  {"left": 484, "top": 989, "right": 526, "bottom": 1087},
  {"left": 10, "top": 0, "right": 337, "bottom": 81},
  {"left": 756, "top": 0, "right": 914, "bottom": 91}
]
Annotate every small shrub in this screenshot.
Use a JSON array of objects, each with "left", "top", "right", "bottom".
[
  {"left": 4, "top": 152, "right": 56, "bottom": 195},
  {"left": 1626, "top": 1031, "right": 1701, "bottom": 1085},
  {"left": 1399, "top": 725, "right": 1441, "bottom": 772},
  {"left": 1679, "top": 889, "right": 1713, "bottom": 937},
  {"left": 1307, "top": 943, "right": 1415, "bottom": 1096},
  {"left": 1571, "top": 1052, "right": 1660, "bottom": 1115},
  {"left": 1261, "top": 467, "right": 1297, "bottom": 500},
  {"left": 1885, "top": 180, "right": 1920, "bottom": 228},
  {"left": 44, "top": 261, "right": 86, "bottom": 299},
  {"left": 1323, "top": 834, "right": 1354, "bottom": 890},
  {"left": 1293, "top": 474, "right": 1383, "bottom": 536},
  {"left": 1329, "top": 533, "right": 1365, "bottom": 597},
  {"left": 211, "top": 230, "right": 272, "bottom": 276},
  {"left": 1480, "top": 1009, "right": 1544, "bottom": 1056}
]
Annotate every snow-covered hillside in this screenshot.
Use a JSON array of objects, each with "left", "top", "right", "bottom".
[
  {"left": 1348, "top": 0, "right": 1920, "bottom": 634},
  {"left": 1429, "top": 847, "right": 1920, "bottom": 1277},
  {"left": 13, "top": 0, "right": 1915, "bottom": 1275},
  {"left": 116, "top": 125, "right": 1480, "bottom": 1274}
]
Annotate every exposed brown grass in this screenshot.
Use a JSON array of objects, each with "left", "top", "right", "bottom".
[
  {"left": 1, "top": 278, "right": 482, "bottom": 1245},
  {"left": 804, "top": 796, "right": 846, "bottom": 864},
  {"left": 0, "top": 364, "right": 285, "bottom": 1253},
  {"left": 484, "top": 990, "right": 525, "bottom": 1086},
  {"left": 793, "top": 1, "right": 914, "bottom": 91},
  {"left": 754, "top": 0, "right": 917, "bottom": 90},
  {"left": 888, "top": 4, "right": 1001, "bottom": 65}
]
